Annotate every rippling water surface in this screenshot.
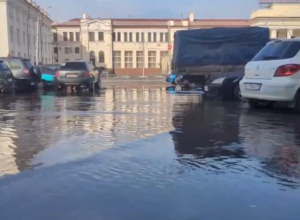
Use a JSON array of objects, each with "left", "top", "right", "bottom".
[{"left": 0, "top": 85, "right": 300, "bottom": 220}]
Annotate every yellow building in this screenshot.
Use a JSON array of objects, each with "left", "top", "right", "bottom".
[{"left": 52, "top": 14, "right": 249, "bottom": 76}]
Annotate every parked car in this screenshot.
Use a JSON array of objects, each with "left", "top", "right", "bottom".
[
  {"left": 205, "top": 73, "right": 243, "bottom": 100},
  {"left": 240, "top": 39, "right": 300, "bottom": 110},
  {"left": 34, "top": 66, "right": 56, "bottom": 88},
  {"left": 0, "top": 60, "right": 14, "bottom": 93},
  {"left": 43, "top": 64, "right": 60, "bottom": 71},
  {"left": 54, "top": 60, "right": 101, "bottom": 91},
  {"left": 0, "top": 57, "right": 40, "bottom": 91}
]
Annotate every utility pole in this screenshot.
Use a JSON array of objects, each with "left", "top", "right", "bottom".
[
  {"left": 142, "top": 32, "right": 145, "bottom": 77},
  {"left": 36, "top": 14, "right": 39, "bottom": 64},
  {"left": 167, "top": 21, "right": 173, "bottom": 74}
]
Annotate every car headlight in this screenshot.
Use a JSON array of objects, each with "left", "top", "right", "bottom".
[{"left": 212, "top": 77, "right": 226, "bottom": 84}]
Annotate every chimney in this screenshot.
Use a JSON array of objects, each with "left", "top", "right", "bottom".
[
  {"left": 83, "top": 13, "right": 87, "bottom": 19},
  {"left": 189, "top": 12, "right": 194, "bottom": 22}
]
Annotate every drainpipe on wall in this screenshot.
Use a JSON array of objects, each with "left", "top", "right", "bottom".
[
  {"left": 111, "top": 19, "right": 115, "bottom": 75},
  {"left": 27, "top": 4, "right": 30, "bottom": 58}
]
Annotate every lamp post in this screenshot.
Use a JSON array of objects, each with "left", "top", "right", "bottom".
[{"left": 167, "top": 20, "right": 174, "bottom": 74}]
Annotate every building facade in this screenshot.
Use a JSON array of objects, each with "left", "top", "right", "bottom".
[
  {"left": 52, "top": 14, "right": 249, "bottom": 76},
  {"left": 0, "top": 0, "right": 52, "bottom": 64},
  {"left": 251, "top": 3, "right": 300, "bottom": 39}
]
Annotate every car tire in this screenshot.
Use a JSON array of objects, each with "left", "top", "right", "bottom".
[
  {"left": 293, "top": 90, "right": 300, "bottom": 113},
  {"left": 248, "top": 99, "right": 260, "bottom": 109},
  {"left": 233, "top": 85, "right": 242, "bottom": 101}
]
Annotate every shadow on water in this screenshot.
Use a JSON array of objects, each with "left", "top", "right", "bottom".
[{"left": 170, "top": 100, "right": 300, "bottom": 189}]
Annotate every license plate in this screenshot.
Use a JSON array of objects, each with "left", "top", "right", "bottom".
[
  {"left": 67, "top": 74, "right": 77, "bottom": 78},
  {"left": 7, "top": 78, "right": 12, "bottom": 82},
  {"left": 30, "top": 82, "right": 35, "bottom": 85},
  {"left": 244, "top": 83, "right": 261, "bottom": 91},
  {"left": 204, "top": 86, "right": 209, "bottom": 92}
]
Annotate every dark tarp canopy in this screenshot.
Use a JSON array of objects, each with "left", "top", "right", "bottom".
[{"left": 172, "top": 27, "right": 270, "bottom": 67}]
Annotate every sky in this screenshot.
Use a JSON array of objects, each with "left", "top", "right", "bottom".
[{"left": 37, "top": 0, "right": 260, "bottom": 22}]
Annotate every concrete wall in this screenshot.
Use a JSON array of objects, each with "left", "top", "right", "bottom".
[{"left": 0, "top": 1, "right": 9, "bottom": 57}]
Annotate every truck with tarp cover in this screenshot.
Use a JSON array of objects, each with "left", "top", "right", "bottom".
[{"left": 170, "top": 27, "right": 270, "bottom": 96}]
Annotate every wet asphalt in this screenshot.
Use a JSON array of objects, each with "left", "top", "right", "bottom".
[{"left": 0, "top": 84, "right": 300, "bottom": 220}]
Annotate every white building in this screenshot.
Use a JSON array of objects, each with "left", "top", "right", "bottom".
[
  {"left": 52, "top": 14, "right": 249, "bottom": 76},
  {"left": 251, "top": 3, "right": 300, "bottom": 39},
  {"left": 0, "top": 0, "right": 53, "bottom": 64}
]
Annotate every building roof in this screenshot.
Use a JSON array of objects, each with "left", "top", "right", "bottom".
[{"left": 52, "top": 18, "right": 250, "bottom": 28}]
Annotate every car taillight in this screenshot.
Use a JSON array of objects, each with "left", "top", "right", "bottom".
[
  {"left": 56, "top": 71, "right": 60, "bottom": 77},
  {"left": 24, "top": 68, "right": 30, "bottom": 77},
  {"left": 274, "top": 64, "right": 300, "bottom": 77},
  {"left": 85, "top": 72, "right": 91, "bottom": 78}
]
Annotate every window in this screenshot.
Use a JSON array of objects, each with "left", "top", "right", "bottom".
[
  {"left": 252, "top": 41, "right": 300, "bottom": 61},
  {"left": 142, "top": 33, "right": 145, "bottom": 42},
  {"left": 136, "top": 33, "right": 140, "bottom": 42},
  {"left": 17, "top": 29, "right": 20, "bottom": 44},
  {"left": 18, "top": 52, "right": 21, "bottom": 57},
  {"left": 129, "top": 33, "right": 133, "bottom": 42},
  {"left": 112, "top": 32, "right": 116, "bottom": 41},
  {"left": 98, "top": 32, "right": 104, "bottom": 41},
  {"left": 148, "top": 51, "right": 156, "bottom": 68},
  {"left": 54, "top": 47, "right": 58, "bottom": 54},
  {"left": 153, "top": 33, "right": 157, "bottom": 42},
  {"left": 23, "top": 31, "right": 26, "bottom": 44},
  {"left": 0, "top": 62, "right": 10, "bottom": 71},
  {"left": 160, "top": 51, "right": 168, "bottom": 58},
  {"left": 63, "top": 32, "right": 68, "bottom": 41},
  {"left": 24, "top": 54, "right": 26, "bottom": 58},
  {"left": 75, "top": 47, "right": 80, "bottom": 54},
  {"left": 7, "top": 61, "right": 22, "bottom": 70},
  {"left": 148, "top": 32, "right": 152, "bottom": 42},
  {"left": 160, "top": 33, "right": 164, "bottom": 42},
  {"left": 64, "top": 47, "right": 73, "bottom": 54},
  {"left": 10, "top": 26, "right": 13, "bottom": 42},
  {"left": 76, "top": 32, "right": 80, "bottom": 41},
  {"left": 60, "top": 62, "right": 87, "bottom": 70},
  {"left": 124, "top": 32, "right": 128, "bottom": 42},
  {"left": 89, "top": 32, "right": 95, "bottom": 41},
  {"left": 98, "top": 51, "right": 105, "bottom": 63},
  {"left": 165, "top": 32, "right": 169, "bottom": 42},
  {"left": 113, "top": 51, "right": 121, "bottom": 68},
  {"left": 125, "top": 51, "right": 133, "bottom": 68},
  {"left": 136, "top": 51, "right": 144, "bottom": 68},
  {"left": 69, "top": 32, "right": 74, "bottom": 41},
  {"left": 117, "top": 32, "right": 121, "bottom": 42},
  {"left": 53, "top": 33, "right": 57, "bottom": 42}
]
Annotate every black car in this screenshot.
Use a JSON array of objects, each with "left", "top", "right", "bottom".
[
  {"left": 54, "top": 61, "right": 101, "bottom": 91},
  {"left": 0, "top": 61, "right": 14, "bottom": 93},
  {"left": 0, "top": 57, "right": 40, "bottom": 91}
]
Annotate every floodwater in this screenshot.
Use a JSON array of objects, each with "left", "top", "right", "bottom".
[{"left": 0, "top": 85, "right": 300, "bottom": 220}]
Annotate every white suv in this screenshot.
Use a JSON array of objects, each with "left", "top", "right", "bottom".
[{"left": 240, "top": 38, "right": 300, "bottom": 110}]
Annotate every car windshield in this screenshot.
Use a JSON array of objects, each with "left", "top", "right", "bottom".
[
  {"left": 60, "top": 62, "right": 87, "bottom": 70},
  {"left": 252, "top": 41, "right": 300, "bottom": 61}
]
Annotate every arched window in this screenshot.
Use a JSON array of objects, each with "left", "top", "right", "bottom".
[
  {"left": 99, "top": 51, "right": 105, "bottom": 63},
  {"left": 89, "top": 51, "right": 96, "bottom": 66}
]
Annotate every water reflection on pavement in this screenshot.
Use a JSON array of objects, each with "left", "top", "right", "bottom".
[{"left": 0, "top": 85, "right": 299, "bottom": 220}]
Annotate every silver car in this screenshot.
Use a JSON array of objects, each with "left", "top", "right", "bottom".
[{"left": 54, "top": 60, "right": 101, "bottom": 90}]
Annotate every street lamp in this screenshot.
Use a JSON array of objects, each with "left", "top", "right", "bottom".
[{"left": 167, "top": 20, "right": 174, "bottom": 74}]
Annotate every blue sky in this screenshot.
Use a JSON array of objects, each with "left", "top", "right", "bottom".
[{"left": 38, "top": 0, "right": 260, "bottom": 22}]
